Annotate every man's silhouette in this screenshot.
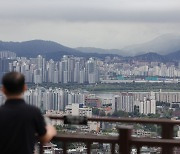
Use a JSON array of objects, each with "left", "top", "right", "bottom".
[{"left": 0, "top": 72, "right": 57, "bottom": 154}]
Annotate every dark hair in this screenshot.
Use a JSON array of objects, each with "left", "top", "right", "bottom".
[{"left": 2, "top": 72, "right": 25, "bottom": 95}]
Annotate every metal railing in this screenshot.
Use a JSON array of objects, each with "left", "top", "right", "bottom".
[{"left": 41, "top": 116, "right": 180, "bottom": 154}]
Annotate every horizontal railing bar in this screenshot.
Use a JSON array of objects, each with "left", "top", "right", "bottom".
[
  {"left": 88, "top": 117, "right": 180, "bottom": 124},
  {"left": 131, "top": 138, "right": 180, "bottom": 147},
  {"left": 53, "top": 134, "right": 118, "bottom": 143},
  {"left": 48, "top": 115, "right": 180, "bottom": 125},
  {"left": 52, "top": 134, "right": 180, "bottom": 147}
]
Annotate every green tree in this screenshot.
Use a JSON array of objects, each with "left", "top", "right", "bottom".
[
  {"left": 147, "top": 113, "right": 160, "bottom": 118},
  {"left": 99, "top": 110, "right": 106, "bottom": 116},
  {"left": 92, "top": 108, "right": 100, "bottom": 116},
  {"left": 112, "top": 110, "right": 128, "bottom": 117},
  {"left": 107, "top": 113, "right": 111, "bottom": 116}
]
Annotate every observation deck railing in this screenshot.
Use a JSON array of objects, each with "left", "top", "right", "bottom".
[{"left": 40, "top": 116, "right": 180, "bottom": 154}]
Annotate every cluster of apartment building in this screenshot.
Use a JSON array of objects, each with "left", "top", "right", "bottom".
[
  {"left": 101, "top": 60, "right": 180, "bottom": 79},
  {"left": 0, "top": 87, "right": 85, "bottom": 111},
  {"left": 0, "top": 52, "right": 100, "bottom": 84},
  {"left": 1, "top": 87, "right": 180, "bottom": 116},
  {"left": 113, "top": 92, "right": 156, "bottom": 115},
  {"left": 113, "top": 90, "right": 180, "bottom": 115},
  {"left": 121, "top": 64, "right": 179, "bottom": 77},
  {"left": 0, "top": 51, "right": 16, "bottom": 59},
  {"left": 1, "top": 84, "right": 180, "bottom": 116},
  {"left": 1, "top": 51, "right": 180, "bottom": 85}
]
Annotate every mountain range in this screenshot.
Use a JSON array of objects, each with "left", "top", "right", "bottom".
[
  {"left": 77, "top": 34, "right": 180, "bottom": 57},
  {"left": 0, "top": 40, "right": 118, "bottom": 60},
  {"left": 0, "top": 33, "right": 180, "bottom": 62},
  {"left": 122, "top": 34, "right": 180, "bottom": 56},
  {"left": 76, "top": 47, "right": 126, "bottom": 56}
]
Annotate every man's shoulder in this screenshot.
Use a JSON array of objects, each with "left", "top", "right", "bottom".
[
  {"left": 23, "top": 103, "right": 42, "bottom": 113},
  {"left": 0, "top": 99, "right": 42, "bottom": 115},
  {"left": 18, "top": 103, "right": 44, "bottom": 120},
  {"left": 0, "top": 102, "right": 40, "bottom": 112}
]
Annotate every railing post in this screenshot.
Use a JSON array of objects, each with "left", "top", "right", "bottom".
[
  {"left": 39, "top": 143, "right": 44, "bottom": 154},
  {"left": 136, "top": 146, "right": 141, "bottom": 154},
  {"left": 63, "top": 142, "right": 67, "bottom": 154},
  {"left": 111, "top": 143, "right": 115, "bottom": 154},
  {"left": 118, "top": 126, "right": 132, "bottom": 154},
  {"left": 161, "top": 124, "right": 174, "bottom": 154},
  {"left": 86, "top": 142, "right": 91, "bottom": 154}
]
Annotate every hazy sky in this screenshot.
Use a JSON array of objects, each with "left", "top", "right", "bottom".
[{"left": 0, "top": 0, "right": 180, "bottom": 49}]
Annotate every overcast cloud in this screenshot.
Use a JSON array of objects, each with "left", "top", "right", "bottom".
[{"left": 0, "top": 0, "right": 180, "bottom": 49}]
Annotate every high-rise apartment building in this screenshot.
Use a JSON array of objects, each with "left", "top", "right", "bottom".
[
  {"left": 114, "top": 93, "right": 134, "bottom": 113},
  {"left": 134, "top": 92, "right": 156, "bottom": 115}
]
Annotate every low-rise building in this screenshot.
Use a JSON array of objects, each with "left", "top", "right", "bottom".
[{"left": 65, "top": 104, "right": 100, "bottom": 132}]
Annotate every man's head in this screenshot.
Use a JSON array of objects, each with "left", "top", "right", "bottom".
[{"left": 1, "top": 72, "right": 27, "bottom": 97}]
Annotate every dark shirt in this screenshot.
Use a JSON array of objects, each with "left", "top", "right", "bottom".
[{"left": 0, "top": 99, "right": 46, "bottom": 154}]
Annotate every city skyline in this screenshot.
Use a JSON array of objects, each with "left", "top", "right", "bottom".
[
  {"left": 1, "top": 0, "right": 180, "bottom": 150},
  {"left": 1, "top": 51, "right": 180, "bottom": 85}
]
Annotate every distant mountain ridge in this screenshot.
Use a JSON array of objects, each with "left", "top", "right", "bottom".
[
  {"left": 125, "top": 51, "right": 180, "bottom": 62},
  {"left": 77, "top": 34, "right": 180, "bottom": 57},
  {"left": 0, "top": 40, "right": 119, "bottom": 60},
  {"left": 122, "top": 34, "right": 180, "bottom": 56},
  {"left": 132, "top": 52, "right": 167, "bottom": 62},
  {"left": 0, "top": 37, "right": 180, "bottom": 62},
  {"left": 0, "top": 40, "right": 79, "bottom": 59},
  {"left": 76, "top": 47, "right": 125, "bottom": 56}
]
